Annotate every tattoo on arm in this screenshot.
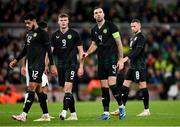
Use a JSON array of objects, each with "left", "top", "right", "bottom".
[
  {"left": 87, "top": 41, "right": 97, "bottom": 55},
  {"left": 115, "top": 37, "right": 123, "bottom": 59}
]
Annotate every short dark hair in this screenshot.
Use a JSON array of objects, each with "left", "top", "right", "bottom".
[
  {"left": 94, "top": 6, "right": 102, "bottom": 10},
  {"left": 24, "top": 12, "right": 37, "bottom": 21},
  {"left": 58, "top": 13, "right": 69, "bottom": 19},
  {"left": 38, "top": 21, "right": 48, "bottom": 29},
  {"left": 131, "top": 19, "right": 141, "bottom": 23}
]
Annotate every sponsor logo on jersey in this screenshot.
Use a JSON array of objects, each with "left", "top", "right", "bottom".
[
  {"left": 56, "top": 36, "right": 60, "bottom": 39},
  {"left": 67, "top": 34, "right": 72, "bottom": 39}
]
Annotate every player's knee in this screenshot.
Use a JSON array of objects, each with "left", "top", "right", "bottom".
[
  {"left": 108, "top": 76, "right": 116, "bottom": 85},
  {"left": 64, "top": 89, "right": 72, "bottom": 93},
  {"left": 123, "top": 80, "right": 131, "bottom": 87},
  {"left": 64, "top": 83, "right": 72, "bottom": 92},
  {"left": 139, "top": 81, "right": 147, "bottom": 89},
  {"left": 100, "top": 80, "right": 109, "bottom": 88},
  {"left": 42, "top": 86, "right": 48, "bottom": 94},
  {"left": 28, "top": 85, "right": 36, "bottom": 91}
]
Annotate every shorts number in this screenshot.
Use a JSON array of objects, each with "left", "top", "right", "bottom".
[
  {"left": 32, "top": 70, "right": 38, "bottom": 80},
  {"left": 135, "top": 71, "right": 140, "bottom": 80},
  {"left": 112, "top": 65, "right": 116, "bottom": 74},
  {"left": 70, "top": 71, "right": 75, "bottom": 80}
]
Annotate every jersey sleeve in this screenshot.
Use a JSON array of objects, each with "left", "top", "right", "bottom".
[
  {"left": 16, "top": 43, "right": 27, "bottom": 61},
  {"left": 110, "top": 23, "right": 120, "bottom": 39},
  {"left": 41, "top": 32, "right": 54, "bottom": 65},
  {"left": 16, "top": 34, "right": 28, "bottom": 61},
  {"left": 74, "top": 31, "right": 82, "bottom": 46},
  {"left": 50, "top": 33, "right": 55, "bottom": 47},
  {"left": 91, "top": 28, "right": 96, "bottom": 42}
]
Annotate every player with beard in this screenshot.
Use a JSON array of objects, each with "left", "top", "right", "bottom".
[
  {"left": 9, "top": 13, "right": 57, "bottom": 122},
  {"left": 19, "top": 21, "right": 55, "bottom": 121},
  {"left": 83, "top": 7, "right": 126, "bottom": 120}
]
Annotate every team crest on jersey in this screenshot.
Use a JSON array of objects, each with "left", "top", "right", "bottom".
[
  {"left": 67, "top": 34, "right": 72, "bottom": 39},
  {"left": 33, "top": 33, "right": 37, "bottom": 37},
  {"left": 103, "top": 29, "right": 107, "bottom": 34}
]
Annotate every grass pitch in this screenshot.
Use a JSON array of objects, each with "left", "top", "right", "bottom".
[{"left": 0, "top": 100, "right": 180, "bottom": 126}]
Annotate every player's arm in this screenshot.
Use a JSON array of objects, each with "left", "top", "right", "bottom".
[
  {"left": 84, "top": 28, "right": 97, "bottom": 57},
  {"left": 9, "top": 44, "right": 27, "bottom": 68},
  {"left": 43, "top": 32, "right": 57, "bottom": 76},
  {"left": 113, "top": 32, "right": 124, "bottom": 70},
  {"left": 77, "top": 45, "right": 84, "bottom": 60},
  {"left": 45, "top": 44, "right": 54, "bottom": 65},
  {"left": 45, "top": 44, "right": 57, "bottom": 76},
  {"left": 77, "top": 45, "right": 85, "bottom": 76},
  {"left": 85, "top": 41, "right": 97, "bottom": 57},
  {"left": 124, "top": 36, "right": 144, "bottom": 62},
  {"left": 50, "top": 33, "right": 55, "bottom": 53},
  {"left": 75, "top": 31, "right": 85, "bottom": 76},
  {"left": 125, "top": 48, "right": 142, "bottom": 61},
  {"left": 114, "top": 35, "right": 123, "bottom": 60},
  {"left": 20, "top": 57, "right": 27, "bottom": 76},
  {"left": 110, "top": 22, "right": 124, "bottom": 70},
  {"left": 44, "top": 53, "right": 49, "bottom": 74}
]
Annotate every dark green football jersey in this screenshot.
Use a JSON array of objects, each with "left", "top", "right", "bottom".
[
  {"left": 129, "top": 32, "right": 146, "bottom": 69},
  {"left": 25, "top": 27, "right": 50, "bottom": 70},
  {"left": 91, "top": 21, "right": 120, "bottom": 65},
  {"left": 51, "top": 28, "right": 82, "bottom": 67}
]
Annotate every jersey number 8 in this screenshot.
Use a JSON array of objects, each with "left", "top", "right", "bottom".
[{"left": 135, "top": 71, "right": 140, "bottom": 80}]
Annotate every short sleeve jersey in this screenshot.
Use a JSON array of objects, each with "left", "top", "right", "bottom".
[
  {"left": 129, "top": 32, "right": 146, "bottom": 69},
  {"left": 91, "top": 21, "right": 119, "bottom": 63},
  {"left": 51, "top": 29, "right": 82, "bottom": 65},
  {"left": 25, "top": 27, "right": 50, "bottom": 70}
]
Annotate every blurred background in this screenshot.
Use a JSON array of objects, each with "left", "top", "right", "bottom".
[{"left": 0, "top": 0, "right": 180, "bottom": 104}]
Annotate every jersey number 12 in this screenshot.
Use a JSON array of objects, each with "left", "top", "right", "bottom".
[{"left": 32, "top": 70, "right": 38, "bottom": 80}]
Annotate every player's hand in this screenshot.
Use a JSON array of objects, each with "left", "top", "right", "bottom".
[
  {"left": 77, "top": 67, "right": 84, "bottom": 77},
  {"left": 9, "top": 59, "right": 17, "bottom": 69},
  {"left": 117, "top": 59, "right": 124, "bottom": 71},
  {"left": 44, "top": 66, "right": 49, "bottom": 74},
  {"left": 50, "top": 65, "right": 57, "bottom": 76},
  {"left": 123, "top": 56, "right": 129, "bottom": 63},
  {"left": 82, "top": 52, "right": 88, "bottom": 59},
  {"left": 21, "top": 66, "right": 26, "bottom": 77}
]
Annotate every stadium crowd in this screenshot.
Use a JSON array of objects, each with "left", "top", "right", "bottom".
[
  {"left": 0, "top": 0, "right": 180, "bottom": 102},
  {"left": 0, "top": 0, "right": 179, "bottom": 23}
]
